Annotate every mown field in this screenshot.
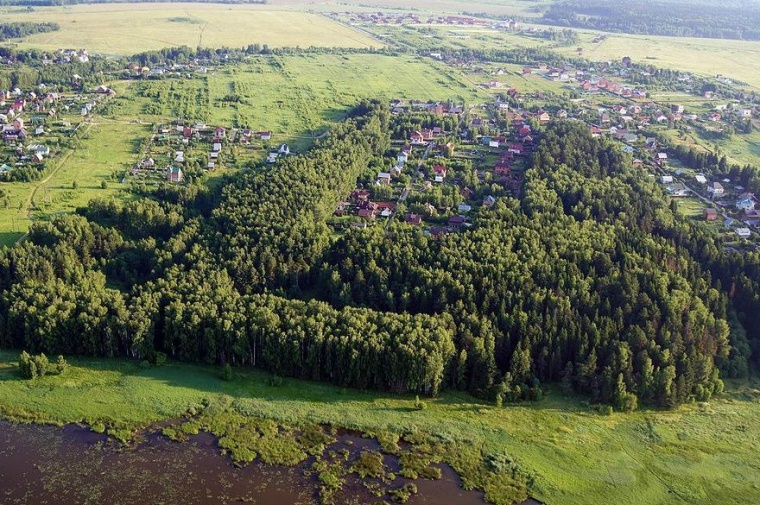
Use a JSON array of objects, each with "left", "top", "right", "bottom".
[
  {"left": 0, "top": 349, "right": 758, "bottom": 505},
  {"left": 0, "top": 3, "right": 379, "bottom": 55}
]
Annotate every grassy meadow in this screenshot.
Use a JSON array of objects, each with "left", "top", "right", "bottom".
[
  {"left": 0, "top": 349, "right": 759, "bottom": 505},
  {"left": 554, "top": 30, "right": 760, "bottom": 89},
  {"left": 0, "top": 3, "right": 380, "bottom": 55}
]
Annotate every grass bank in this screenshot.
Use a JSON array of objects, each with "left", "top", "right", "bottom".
[{"left": 1, "top": 350, "right": 759, "bottom": 505}]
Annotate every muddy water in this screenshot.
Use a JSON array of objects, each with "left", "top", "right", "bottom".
[{"left": 0, "top": 420, "right": 509, "bottom": 505}]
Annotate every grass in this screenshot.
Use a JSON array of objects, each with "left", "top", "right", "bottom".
[
  {"left": 0, "top": 4, "right": 380, "bottom": 55},
  {"left": 553, "top": 29, "right": 760, "bottom": 90},
  {"left": 1, "top": 349, "right": 759, "bottom": 505},
  {"left": 0, "top": 53, "right": 487, "bottom": 242}
]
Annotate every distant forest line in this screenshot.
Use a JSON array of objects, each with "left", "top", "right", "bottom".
[
  {"left": 0, "top": 0, "right": 266, "bottom": 5},
  {"left": 541, "top": 0, "right": 760, "bottom": 40}
]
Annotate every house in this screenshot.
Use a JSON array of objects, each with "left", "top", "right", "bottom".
[
  {"left": 483, "top": 195, "right": 496, "bottom": 207},
  {"left": 214, "top": 126, "right": 226, "bottom": 139},
  {"left": 457, "top": 203, "right": 472, "bottom": 213},
  {"left": 666, "top": 183, "right": 689, "bottom": 197},
  {"left": 703, "top": 208, "right": 718, "bottom": 221},
  {"left": 278, "top": 144, "right": 290, "bottom": 155},
  {"left": 661, "top": 175, "right": 673, "bottom": 184},
  {"left": 174, "top": 151, "right": 185, "bottom": 163},
  {"left": 695, "top": 175, "right": 707, "bottom": 184},
  {"left": 376, "top": 202, "right": 395, "bottom": 218},
  {"left": 376, "top": 172, "right": 392, "bottom": 185},
  {"left": 358, "top": 207, "right": 376, "bottom": 220},
  {"left": 34, "top": 125, "right": 44, "bottom": 136},
  {"left": 708, "top": 182, "right": 724, "bottom": 197},
  {"left": 432, "top": 165, "right": 447, "bottom": 180},
  {"left": 410, "top": 129, "right": 434, "bottom": 145},
  {"left": 259, "top": 131, "right": 272, "bottom": 141},
  {"left": 405, "top": 213, "right": 423, "bottom": 226},
  {"left": 656, "top": 152, "right": 668, "bottom": 166},
  {"left": 448, "top": 215, "right": 466, "bottom": 229},
  {"left": 494, "top": 162, "right": 511, "bottom": 177},
  {"left": 167, "top": 166, "right": 183, "bottom": 183},
  {"left": 350, "top": 189, "right": 371, "bottom": 202},
  {"left": 736, "top": 227, "right": 752, "bottom": 238},
  {"left": 736, "top": 192, "right": 756, "bottom": 211},
  {"left": 212, "top": 142, "right": 222, "bottom": 152}
]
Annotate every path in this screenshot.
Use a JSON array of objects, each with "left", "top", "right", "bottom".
[{"left": 14, "top": 121, "right": 94, "bottom": 245}]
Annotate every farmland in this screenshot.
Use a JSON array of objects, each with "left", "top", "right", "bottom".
[{"left": 0, "top": 3, "right": 380, "bottom": 55}]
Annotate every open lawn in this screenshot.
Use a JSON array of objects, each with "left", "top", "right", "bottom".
[
  {"left": 0, "top": 3, "right": 379, "bottom": 55},
  {"left": 0, "top": 350, "right": 758, "bottom": 505}
]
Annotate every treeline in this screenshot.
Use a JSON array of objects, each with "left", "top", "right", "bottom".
[
  {"left": 541, "top": 0, "right": 760, "bottom": 40},
  {"left": 203, "top": 100, "right": 391, "bottom": 293},
  {"left": 0, "top": 0, "right": 265, "bottom": 5},
  {"left": 0, "top": 22, "right": 58, "bottom": 41},
  {"left": 0, "top": 102, "right": 452, "bottom": 395}
]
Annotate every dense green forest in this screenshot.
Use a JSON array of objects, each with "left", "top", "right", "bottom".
[
  {"left": 0, "top": 22, "right": 58, "bottom": 42},
  {"left": 541, "top": 0, "right": 760, "bottom": 40},
  {"left": 0, "top": 101, "right": 757, "bottom": 409}
]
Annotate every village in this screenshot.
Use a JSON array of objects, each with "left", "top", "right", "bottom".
[
  {"left": 327, "top": 54, "right": 760, "bottom": 248},
  {"left": 0, "top": 82, "right": 117, "bottom": 181}
]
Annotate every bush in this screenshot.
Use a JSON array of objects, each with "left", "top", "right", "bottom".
[
  {"left": 222, "top": 363, "right": 233, "bottom": 381},
  {"left": 56, "top": 355, "right": 68, "bottom": 374},
  {"left": 18, "top": 351, "right": 50, "bottom": 379}
]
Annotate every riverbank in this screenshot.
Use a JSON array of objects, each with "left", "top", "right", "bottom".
[{"left": 1, "top": 350, "right": 759, "bottom": 505}]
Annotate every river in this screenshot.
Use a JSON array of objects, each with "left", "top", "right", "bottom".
[{"left": 0, "top": 420, "right": 537, "bottom": 505}]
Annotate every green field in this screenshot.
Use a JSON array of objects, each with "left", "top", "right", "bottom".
[
  {"left": 1, "top": 350, "right": 759, "bottom": 505},
  {"left": 0, "top": 53, "right": 487, "bottom": 241},
  {"left": 553, "top": 29, "right": 760, "bottom": 90},
  {"left": 0, "top": 3, "right": 380, "bottom": 55}
]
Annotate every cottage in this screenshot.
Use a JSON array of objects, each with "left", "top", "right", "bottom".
[
  {"left": 736, "top": 227, "right": 752, "bottom": 238},
  {"left": 483, "top": 195, "right": 497, "bottom": 207},
  {"left": 666, "top": 183, "right": 689, "bottom": 197},
  {"left": 656, "top": 152, "right": 668, "bottom": 166},
  {"left": 174, "top": 151, "right": 185, "bottom": 163},
  {"left": 405, "top": 213, "right": 423, "bottom": 226},
  {"left": 736, "top": 192, "right": 756, "bottom": 211},
  {"left": 661, "top": 175, "right": 673, "bottom": 184},
  {"left": 376, "top": 172, "right": 392, "bottom": 185},
  {"left": 214, "top": 126, "right": 226, "bottom": 139},
  {"left": 212, "top": 142, "right": 222, "bottom": 152},
  {"left": 432, "top": 165, "right": 447, "bottom": 180},
  {"left": 167, "top": 166, "right": 183, "bottom": 183},
  {"left": 350, "top": 189, "right": 371, "bottom": 202},
  {"left": 695, "top": 175, "right": 707, "bottom": 184},
  {"left": 708, "top": 182, "right": 725, "bottom": 197},
  {"left": 259, "top": 131, "right": 272, "bottom": 141},
  {"left": 448, "top": 215, "right": 466, "bottom": 229},
  {"left": 278, "top": 144, "right": 290, "bottom": 155},
  {"left": 457, "top": 203, "right": 472, "bottom": 213},
  {"left": 494, "top": 162, "right": 511, "bottom": 177},
  {"left": 703, "top": 208, "right": 718, "bottom": 221}
]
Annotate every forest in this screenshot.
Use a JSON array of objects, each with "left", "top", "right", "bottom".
[
  {"left": 541, "top": 0, "right": 760, "bottom": 40},
  {"left": 0, "top": 22, "right": 58, "bottom": 42},
  {"left": 0, "top": 99, "right": 757, "bottom": 410}
]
